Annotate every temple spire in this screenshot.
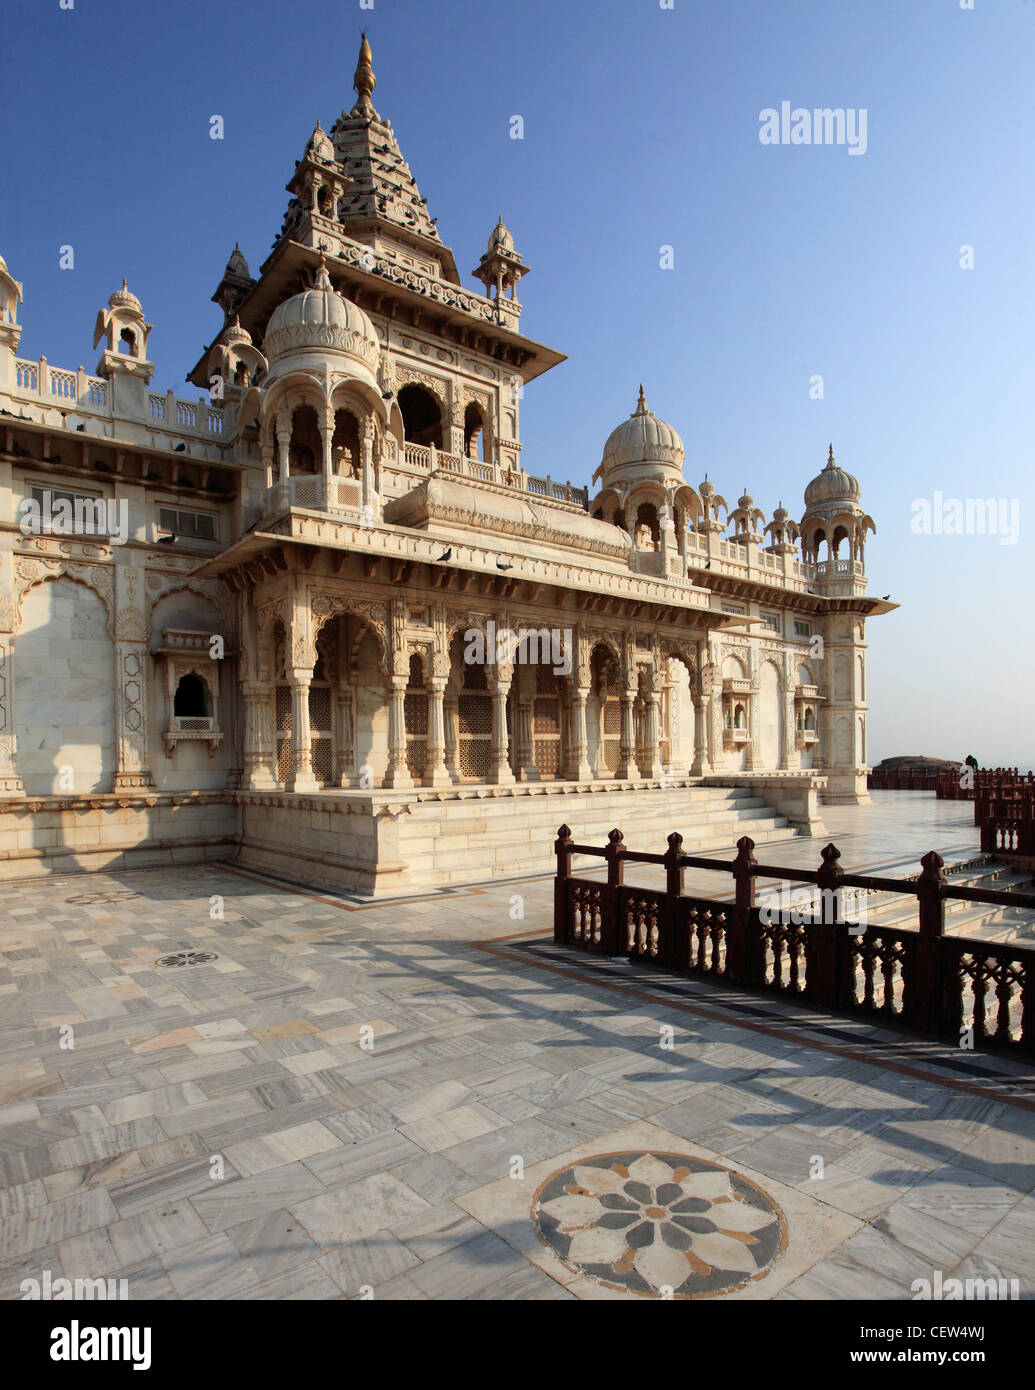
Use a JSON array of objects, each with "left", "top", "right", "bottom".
[{"left": 352, "top": 33, "right": 379, "bottom": 118}]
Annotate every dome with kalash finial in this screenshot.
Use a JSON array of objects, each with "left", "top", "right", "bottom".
[
  {"left": 264, "top": 256, "right": 380, "bottom": 380},
  {"left": 598, "top": 386, "right": 685, "bottom": 488},
  {"left": 804, "top": 444, "right": 861, "bottom": 509}
]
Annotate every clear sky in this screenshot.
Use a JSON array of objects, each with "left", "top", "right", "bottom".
[{"left": 3, "top": 0, "right": 1032, "bottom": 769}]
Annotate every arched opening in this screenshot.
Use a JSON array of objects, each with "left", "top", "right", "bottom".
[
  {"left": 289, "top": 404, "right": 321, "bottom": 474},
  {"left": 464, "top": 402, "right": 486, "bottom": 460},
  {"left": 233, "top": 361, "right": 249, "bottom": 387},
  {"left": 317, "top": 185, "right": 333, "bottom": 216},
  {"left": 174, "top": 672, "right": 209, "bottom": 719},
  {"left": 398, "top": 384, "right": 443, "bottom": 449},
  {"left": 733, "top": 703, "right": 746, "bottom": 730},
  {"left": 332, "top": 408, "right": 362, "bottom": 478},
  {"left": 634, "top": 502, "right": 660, "bottom": 550},
  {"left": 118, "top": 327, "right": 136, "bottom": 356},
  {"left": 832, "top": 526, "right": 850, "bottom": 560}
]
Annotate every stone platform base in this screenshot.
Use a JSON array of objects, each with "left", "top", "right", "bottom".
[
  {"left": 236, "top": 777, "right": 818, "bottom": 897},
  {"left": 0, "top": 776, "right": 824, "bottom": 899},
  {"left": 0, "top": 792, "right": 239, "bottom": 880}
]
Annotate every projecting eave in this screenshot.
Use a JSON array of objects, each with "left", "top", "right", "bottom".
[{"left": 187, "top": 240, "right": 566, "bottom": 389}]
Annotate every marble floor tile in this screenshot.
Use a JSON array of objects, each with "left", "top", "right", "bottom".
[
  {"left": 189, "top": 1161, "right": 326, "bottom": 1233},
  {"left": 160, "top": 1232, "right": 261, "bottom": 1299},
  {"left": 225, "top": 1206, "right": 323, "bottom": 1283},
  {"left": 290, "top": 1171, "right": 431, "bottom": 1247}
]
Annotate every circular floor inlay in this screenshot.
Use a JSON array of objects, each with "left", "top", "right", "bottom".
[
  {"left": 66, "top": 890, "right": 142, "bottom": 904},
  {"left": 532, "top": 1151, "right": 786, "bottom": 1299},
  {"left": 154, "top": 950, "right": 218, "bottom": 968}
]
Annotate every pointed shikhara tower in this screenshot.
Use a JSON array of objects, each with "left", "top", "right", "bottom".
[{"left": 190, "top": 33, "right": 565, "bottom": 532}]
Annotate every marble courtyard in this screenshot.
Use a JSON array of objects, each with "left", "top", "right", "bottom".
[{"left": 0, "top": 794, "right": 1031, "bottom": 1301}]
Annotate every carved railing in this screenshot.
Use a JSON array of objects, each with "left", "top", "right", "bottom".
[{"left": 553, "top": 826, "right": 1035, "bottom": 1053}]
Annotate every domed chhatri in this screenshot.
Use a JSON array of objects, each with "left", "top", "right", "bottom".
[
  {"left": 109, "top": 277, "right": 142, "bottom": 313},
  {"left": 804, "top": 443, "right": 861, "bottom": 509},
  {"left": 264, "top": 258, "right": 380, "bottom": 376},
  {"left": 599, "top": 386, "right": 685, "bottom": 484}
]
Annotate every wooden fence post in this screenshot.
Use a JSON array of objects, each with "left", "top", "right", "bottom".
[
  {"left": 554, "top": 824, "right": 573, "bottom": 945},
  {"left": 809, "top": 842, "right": 843, "bottom": 1008},
  {"left": 729, "top": 836, "right": 756, "bottom": 983},
  {"left": 663, "top": 832, "right": 684, "bottom": 968},
  {"left": 913, "top": 849, "right": 945, "bottom": 1034},
  {"left": 602, "top": 828, "right": 624, "bottom": 955}
]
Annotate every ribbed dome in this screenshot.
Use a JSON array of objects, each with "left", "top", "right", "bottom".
[
  {"left": 804, "top": 445, "right": 860, "bottom": 508},
  {"left": 109, "top": 278, "right": 142, "bottom": 312},
  {"left": 223, "top": 316, "right": 252, "bottom": 346},
  {"left": 264, "top": 261, "right": 380, "bottom": 372},
  {"left": 600, "top": 387, "right": 684, "bottom": 480}
]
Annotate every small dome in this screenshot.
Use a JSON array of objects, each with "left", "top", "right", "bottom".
[
  {"left": 109, "top": 278, "right": 142, "bottom": 312},
  {"left": 771, "top": 501, "right": 788, "bottom": 523},
  {"left": 804, "top": 445, "right": 860, "bottom": 509},
  {"left": 263, "top": 259, "right": 380, "bottom": 375},
  {"left": 223, "top": 316, "right": 252, "bottom": 346},
  {"left": 488, "top": 217, "right": 514, "bottom": 254},
  {"left": 738, "top": 490, "right": 754, "bottom": 510},
  {"left": 600, "top": 386, "right": 684, "bottom": 481}
]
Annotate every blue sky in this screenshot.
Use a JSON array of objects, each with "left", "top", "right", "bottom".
[{"left": 3, "top": 0, "right": 1032, "bottom": 767}]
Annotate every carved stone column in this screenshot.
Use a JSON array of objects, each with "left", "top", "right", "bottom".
[
  {"left": 566, "top": 689, "right": 593, "bottom": 781},
  {"left": 424, "top": 677, "right": 451, "bottom": 787},
  {"left": 444, "top": 692, "right": 460, "bottom": 781},
  {"left": 616, "top": 691, "right": 637, "bottom": 780},
  {"left": 383, "top": 677, "right": 413, "bottom": 789},
  {"left": 287, "top": 669, "right": 319, "bottom": 792},
  {"left": 276, "top": 407, "right": 292, "bottom": 510},
  {"left": 642, "top": 691, "right": 663, "bottom": 779},
  {"left": 517, "top": 693, "right": 537, "bottom": 781},
  {"left": 242, "top": 679, "right": 276, "bottom": 788},
  {"left": 488, "top": 665, "right": 515, "bottom": 786},
  {"left": 335, "top": 686, "right": 355, "bottom": 787},
  {"left": 691, "top": 694, "right": 711, "bottom": 776},
  {"left": 321, "top": 405, "right": 334, "bottom": 505}
]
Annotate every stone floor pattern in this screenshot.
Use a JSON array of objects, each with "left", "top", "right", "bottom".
[{"left": 0, "top": 793, "right": 1032, "bottom": 1300}]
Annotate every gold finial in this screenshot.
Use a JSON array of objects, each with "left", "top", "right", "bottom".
[
  {"left": 827, "top": 443, "right": 835, "bottom": 466},
  {"left": 122, "top": 277, "right": 128, "bottom": 290},
  {"left": 635, "top": 384, "right": 649, "bottom": 414},
  {"left": 354, "top": 33, "right": 376, "bottom": 107}
]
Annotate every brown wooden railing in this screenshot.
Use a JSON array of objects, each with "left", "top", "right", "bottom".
[
  {"left": 867, "top": 767, "right": 941, "bottom": 792},
  {"left": 553, "top": 825, "right": 1035, "bottom": 1055}
]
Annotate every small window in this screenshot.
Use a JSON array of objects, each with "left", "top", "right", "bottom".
[
  {"left": 793, "top": 620, "right": 812, "bottom": 638},
  {"left": 721, "top": 603, "right": 745, "bottom": 616},
  {"left": 761, "top": 613, "right": 781, "bottom": 633},
  {"left": 173, "top": 673, "right": 208, "bottom": 718},
  {"left": 29, "top": 486, "right": 114, "bottom": 537},
  {"left": 158, "top": 507, "right": 217, "bottom": 541}
]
